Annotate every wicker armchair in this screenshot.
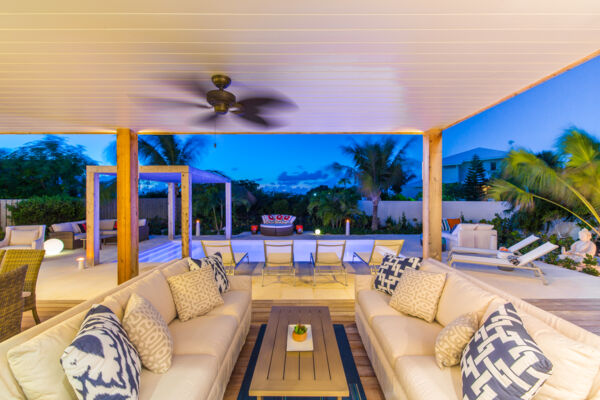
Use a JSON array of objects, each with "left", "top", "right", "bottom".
[
  {"left": 0, "top": 264, "right": 27, "bottom": 342},
  {"left": 0, "top": 249, "right": 45, "bottom": 324}
]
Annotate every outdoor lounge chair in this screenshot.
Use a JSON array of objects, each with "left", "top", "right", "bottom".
[
  {"left": 0, "top": 249, "right": 45, "bottom": 323},
  {"left": 0, "top": 264, "right": 27, "bottom": 341},
  {"left": 0, "top": 225, "right": 45, "bottom": 250},
  {"left": 448, "top": 242, "right": 558, "bottom": 285},
  {"left": 262, "top": 240, "right": 295, "bottom": 286},
  {"left": 448, "top": 234, "right": 540, "bottom": 258},
  {"left": 310, "top": 240, "right": 347, "bottom": 286},
  {"left": 353, "top": 239, "right": 405, "bottom": 274},
  {"left": 201, "top": 240, "right": 249, "bottom": 275}
]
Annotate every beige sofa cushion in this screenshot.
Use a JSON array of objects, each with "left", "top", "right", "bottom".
[
  {"left": 167, "top": 268, "right": 224, "bottom": 322},
  {"left": 9, "top": 229, "right": 39, "bottom": 246},
  {"left": 521, "top": 313, "right": 600, "bottom": 400},
  {"left": 110, "top": 270, "right": 177, "bottom": 324},
  {"left": 101, "top": 295, "right": 124, "bottom": 320},
  {"left": 389, "top": 268, "right": 446, "bottom": 323},
  {"left": 357, "top": 290, "right": 400, "bottom": 324},
  {"left": 434, "top": 312, "right": 478, "bottom": 368},
  {"left": 7, "top": 311, "right": 85, "bottom": 400},
  {"left": 207, "top": 290, "right": 251, "bottom": 324},
  {"left": 160, "top": 259, "right": 189, "bottom": 279},
  {"left": 139, "top": 354, "right": 217, "bottom": 400},
  {"left": 371, "top": 315, "right": 442, "bottom": 366},
  {"left": 123, "top": 293, "right": 173, "bottom": 374},
  {"left": 395, "top": 355, "right": 461, "bottom": 400},
  {"left": 168, "top": 314, "right": 238, "bottom": 365},
  {"left": 436, "top": 274, "right": 497, "bottom": 326},
  {"left": 99, "top": 219, "right": 115, "bottom": 230}
]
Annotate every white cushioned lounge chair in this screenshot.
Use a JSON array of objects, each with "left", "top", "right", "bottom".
[
  {"left": 448, "top": 242, "right": 558, "bottom": 285},
  {"left": 448, "top": 234, "right": 540, "bottom": 258},
  {"left": 0, "top": 226, "right": 45, "bottom": 250}
]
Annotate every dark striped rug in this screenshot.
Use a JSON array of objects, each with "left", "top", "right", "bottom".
[{"left": 237, "top": 324, "right": 366, "bottom": 400}]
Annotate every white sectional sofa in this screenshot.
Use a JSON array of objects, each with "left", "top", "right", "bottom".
[
  {"left": 355, "top": 258, "right": 600, "bottom": 400},
  {"left": 442, "top": 223, "right": 497, "bottom": 251},
  {"left": 0, "top": 257, "right": 251, "bottom": 400}
]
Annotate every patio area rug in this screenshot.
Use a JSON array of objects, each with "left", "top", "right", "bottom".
[{"left": 237, "top": 324, "right": 366, "bottom": 400}]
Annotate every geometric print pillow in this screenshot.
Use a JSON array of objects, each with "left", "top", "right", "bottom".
[
  {"left": 167, "top": 268, "right": 224, "bottom": 322},
  {"left": 122, "top": 293, "right": 173, "bottom": 374},
  {"left": 60, "top": 304, "right": 141, "bottom": 400},
  {"left": 373, "top": 254, "right": 421, "bottom": 295},
  {"left": 461, "top": 302, "right": 553, "bottom": 400},
  {"left": 189, "top": 252, "right": 229, "bottom": 294}
]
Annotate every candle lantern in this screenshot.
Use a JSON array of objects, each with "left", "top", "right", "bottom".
[
  {"left": 345, "top": 219, "right": 351, "bottom": 236},
  {"left": 296, "top": 225, "right": 303, "bottom": 234},
  {"left": 76, "top": 257, "right": 85, "bottom": 270},
  {"left": 195, "top": 219, "right": 201, "bottom": 237},
  {"left": 251, "top": 225, "right": 259, "bottom": 234}
]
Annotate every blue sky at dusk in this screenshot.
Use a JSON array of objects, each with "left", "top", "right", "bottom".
[{"left": 1, "top": 55, "right": 599, "bottom": 193}]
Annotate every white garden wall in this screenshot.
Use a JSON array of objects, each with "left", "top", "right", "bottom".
[{"left": 358, "top": 200, "right": 511, "bottom": 224}]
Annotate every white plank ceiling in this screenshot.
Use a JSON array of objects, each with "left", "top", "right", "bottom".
[{"left": 0, "top": 0, "right": 599, "bottom": 133}]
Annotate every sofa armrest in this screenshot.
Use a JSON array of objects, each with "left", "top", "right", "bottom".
[
  {"left": 355, "top": 274, "right": 374, "bottom": 297},
  {"left": 229, "top": 275, "right": 252, "bottom": 292},
  {"left": 0, "top": 236, "right": 8, "bottom": 248},
  {"left": 32, "top": 237, "right": 44, "bottom": 250}
]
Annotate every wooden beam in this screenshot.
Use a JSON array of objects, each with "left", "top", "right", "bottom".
[
  {"left": 116, "top": 128, "right": 139, "bottom": 284},
  {"left": 85, "top": 168, "right": 100, "bottom": 266},
  {"left": 137, "top": 131, "right": 424, "bottom": 135},
  {"left": 422, "top": 129, "right": 443, "bottom": 261},
  {"left": 180, "top": 172, "right": 192, "bottom": 258},
  {"left": 167, "top": 182, "right": 176, "bottom": 241},
  {"left": 225, "top": 182, "right": 232, "bottom": 240}
]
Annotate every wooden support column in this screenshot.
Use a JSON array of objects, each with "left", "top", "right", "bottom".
[
  {"left": 422, "top": 129, "right": 443, "bottom": 261},
  {"left": 85, "top": 168, "right": 100, "bottom": 266},
  {"left": 225, "top": 182, "right": 232, "bottom": 240},
  {"left": 167, "top": 182, "right": 176, "bottom": 240},
  {"left": 180, "top": 172, "right": 192, "bottom": 257},
  {"left": 116, "top": 128, "right": 139, "bottom": 284}
]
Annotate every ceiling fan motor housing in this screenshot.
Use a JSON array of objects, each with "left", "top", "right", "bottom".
[{"left": 207, "top": 89, "right": 236, "bottom": 114}]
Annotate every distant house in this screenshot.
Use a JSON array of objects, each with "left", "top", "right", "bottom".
[
  {"left": 400, "top": 147, "right": 507, "bottom": 197},
  {"left": 442, "top": 147, "right": 507, "bottom": 184}
]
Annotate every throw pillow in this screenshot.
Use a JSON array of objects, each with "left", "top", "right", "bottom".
[
  {"left": 61, "top": 305, "right": 140, "bottom": 400},
  {"left": 123, "top": 293, "right": 173, "bottom": 374},
  {"left": 373, "top": 254, "right": 421, "bottom": 295},
  {"left": 9, "top": 229, "right": 39, "bottom": 246},
  {"left": 461, "top": 303, "right": 553, "bottom": 400},
  {"left": 77, "top": 223, "right": 87, "bottom": 233},
  {"left": 113, "top": 221, "right": 118, "bottom": 230},
  {"left": 167, "top": 268, "right": 224, "bottom": 322},
  {"left": 434, "top": 312, "right": 479, "bottom": 368},
  {"left": 389, "top": 268, "right": 446, "bottom": 323},
  {"left": 189, "top": 253, "right": 229, "bottom": 293}
]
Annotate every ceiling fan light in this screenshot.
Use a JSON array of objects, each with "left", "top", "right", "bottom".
[{"left": 214, "top": 103, "right": 228, "bottom": 114}]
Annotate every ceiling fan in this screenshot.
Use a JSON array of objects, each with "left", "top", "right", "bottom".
[{"left": 134, "top": 74, "right": 296, "bottom": 129}]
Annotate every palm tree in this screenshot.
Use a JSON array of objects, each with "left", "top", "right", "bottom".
[
  {"left": 103, "top": 135, "right": 206, "bottom": 166},
  {"left": 489, "top": 128, "right": 600, "bottom": 236},
  {"left": 332, "top": 138, "right": 415, "bottom": 230}
]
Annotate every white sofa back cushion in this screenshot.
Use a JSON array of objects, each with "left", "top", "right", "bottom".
[
  {"left": 108, "top": 270, "right": 177, "bottom": 324},
  {"left": 434, "top": 273, "right": 497, "bottom": 326},
  {"left": 9, "top": 229, "right": 39, "bottom": 246},
  {"left": 7, "top": 311, "right": 85, "bottom": 400},
  {"left": 51, "top": 222, "right": 77, "bottom": 233},
  {"left": 99, "top": 219, "right": 116, "bottom": 231}
]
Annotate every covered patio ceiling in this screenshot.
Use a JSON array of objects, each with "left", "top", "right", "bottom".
[{"left": 0, "top": 1, "right": 599, "bottom": 134}]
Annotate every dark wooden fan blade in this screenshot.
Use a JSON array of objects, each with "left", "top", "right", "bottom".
[
  {"left": 237, "top": 95, "right": 296, "bottom": 111},
  {"left": 159, "top": 76, "right": 211, "bottom": 97},
  {"left": 234, "top": 113, "right": 281, "bottom": 129},
  {"left": 191, "top": 112, "right": 219, "bottom": 126},
  {"left": 132, "top": 96, "right": 206, "bottom": 110}
]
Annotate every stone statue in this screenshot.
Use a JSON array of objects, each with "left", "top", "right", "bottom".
[{"left": 560, "top": 228, "right": 597, "bottom": 264}]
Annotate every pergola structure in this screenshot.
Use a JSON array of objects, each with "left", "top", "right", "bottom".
[
  {"left": 1, "top": 1, "right": 599, "bottom": 283},
  {"left": 85, "top": 165, "right": 232, "bottom": 273}
]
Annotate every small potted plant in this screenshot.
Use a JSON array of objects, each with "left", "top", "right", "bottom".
[{"left": 292, "top": 324, "right": 307, "bottom": 342}]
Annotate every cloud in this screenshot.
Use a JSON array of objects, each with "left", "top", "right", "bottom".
[{"left": 277, "top": 170, "right": 329, "bottom": 184}]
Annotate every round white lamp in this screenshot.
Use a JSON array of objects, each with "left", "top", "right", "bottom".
[
  {"left": 43, "top": 238, "right": 64, "bottom": 256},
  {"left": 315, "top": 229, "right": 321, "bottom": 235}
]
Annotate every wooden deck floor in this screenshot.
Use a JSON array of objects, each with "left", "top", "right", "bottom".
[{"left": 19, "top": 298, "right": 600, "bottom": 399}]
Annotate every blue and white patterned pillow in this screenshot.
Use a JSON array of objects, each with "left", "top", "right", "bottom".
[
  {"left": 61, "top": 305, "right": 141, "bottom": 400},
  {"left": 190, "top": 252, "right": 229, "bottom": 293},
  {"left": 373, "top": 255, "right": 422, "bottom": 295},
  {"left": 461, "top": 302, "right": 552, "bottom": 400},
  {"left": 442, "top": 219, "right": 451, "bottom": 232}
]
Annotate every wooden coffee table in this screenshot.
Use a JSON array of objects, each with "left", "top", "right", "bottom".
[{"left": 249, "top": 306, "right": 349, "bottom": 399}]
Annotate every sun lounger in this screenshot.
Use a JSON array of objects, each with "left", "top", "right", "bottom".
[
  {"left": 201, "top": 240, "right": 249, "bottom": 275},
  {"left": 310, "top": 240, "right": 347, "bottom": 286},
  {"left": 448, "top": 235, "right": 540, "bottom": 258},
  {"left": 448, "top": 242, "right": 558, "bottom": 285},
  {"left": 353, "top": 239, "right": 404, "bottom": 274},
  {"left": 262, "top": 240, "right": 295, "bottom": 286}
]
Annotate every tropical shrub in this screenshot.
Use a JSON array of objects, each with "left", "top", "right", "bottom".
[
  {"left": 8, "top": 195, "right": 85, "bottom": 230},
  {"left": 582, "top": 266, "right": 600, "bottom": 276}
]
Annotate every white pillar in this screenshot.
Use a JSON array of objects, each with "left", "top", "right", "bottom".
[
  {"left": 85, "top": 169, "right": 100, "bottom": 266},
  {"left": 225, "top": 182, "right": 232, "bottom": 240},
  {"left": 167, "top": 182, "right": 176, "bottom": 240}
]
